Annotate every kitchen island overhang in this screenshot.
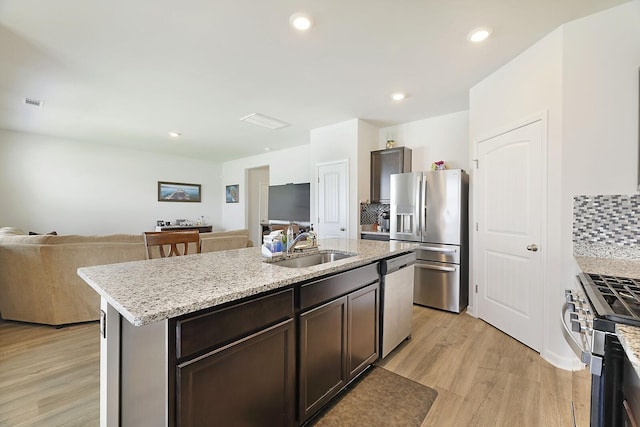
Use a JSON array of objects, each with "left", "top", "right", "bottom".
[{"left": 78, "top": 238, "right": 418, "bottom": 427}]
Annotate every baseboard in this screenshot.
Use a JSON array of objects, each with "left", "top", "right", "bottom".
[{"left": 542, "top": 348, "right": 586, "bottom": 371}]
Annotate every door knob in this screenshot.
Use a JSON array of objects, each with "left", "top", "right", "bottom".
[
  {"left": 340, "top": 228, "right": 345, "bottom": 231},
  {"left": 527, "top": 244, "right": 538, "bottom": 252}
]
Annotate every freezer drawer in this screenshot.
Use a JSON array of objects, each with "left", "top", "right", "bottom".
[
  {"left": 415, "top": 243, "right": 460, "bottom": 264},
  {"left": 414, "top": 261, "right": 465, "bottom": 313}
]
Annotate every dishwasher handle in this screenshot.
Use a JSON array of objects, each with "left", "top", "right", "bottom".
[
  {"left": 380, "top": 252, "right": 416, "bottom": 275},
  {"left": 415, "top": 263, "right": 456, "bottom": 272}
]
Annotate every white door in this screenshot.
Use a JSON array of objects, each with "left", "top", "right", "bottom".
[
  {"left": 317, "top": 160, "right": 348, "bottom": 239},
  {"left": 476, "top": 120, "right": 544, "bottom": 352}
]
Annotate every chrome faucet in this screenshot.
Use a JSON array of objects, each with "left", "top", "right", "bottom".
[{"left": 287, "top": 231, "right": 317, "bottom": 254}]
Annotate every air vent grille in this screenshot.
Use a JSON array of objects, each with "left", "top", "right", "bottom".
[
  {"left": 240, "top": 113, "right": 289, "bottom": 130},
  {"left": 25, "top": 98, "right": 44, "bottom": 108}
]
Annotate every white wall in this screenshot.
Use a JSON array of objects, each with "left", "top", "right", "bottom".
[
  {"left": 0, "top": 129, "right": 223, "bottom": 234},
  {"left": 379, "top": 110, "right": 470, "bottom": 172},
  {"left": 562, "top": 0, "right": 640, "bottom": 196},
  {"left": 357, "top": 120, "right": 380, "bottom": 204},
  {"left": 468, "top": 0, "right": 640, "bottom": 370},
  {"left": 220, "top": 145, "right": 311, "bottom": 231},
  {"left": 310, "top": 119, "right": 360, "bottom": 238}
]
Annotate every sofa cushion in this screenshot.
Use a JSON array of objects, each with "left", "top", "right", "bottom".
[
  {"left": 202, "top": 235, "right": 249, "bottom": 252},
  {"left": 2, "top": 233, "right": 144, "bottom": 245},
  {"left": 200, "top": 229, "right": 252, "bottom": 252},
  {"left": 0, "top": 227, "right": 27, "bottom": 236}
]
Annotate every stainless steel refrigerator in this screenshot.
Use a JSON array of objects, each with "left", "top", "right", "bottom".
[{"left": 390, "top": 170, "right": 469, "bottom": 313}]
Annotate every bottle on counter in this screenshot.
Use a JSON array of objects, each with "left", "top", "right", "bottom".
[{"left": 286, "top": 222, "right": 294, "bottom": 252}]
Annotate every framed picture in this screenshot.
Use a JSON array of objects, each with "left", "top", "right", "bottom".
[
  {"left": 158, "top": 181, "right": 201, "bottom": 202},
  {"left": 226, "top": 184, "right": 239, "bottom": 203}
]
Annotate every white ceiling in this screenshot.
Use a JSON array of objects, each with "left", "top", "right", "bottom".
[{"left": 0, "top": 0, "right": 629, "bottom": 162}]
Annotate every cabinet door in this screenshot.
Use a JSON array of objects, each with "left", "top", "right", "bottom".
[
  {"left": 176, "top": 319, "right": 295, "bottom": 427},
  {"left": 299, "top": 296, "right": 348, "bottom": 423},
  {"left": 347, "top": 282, "right": 379, "bottom": 380},
  {"left": 370, "top": 147, "right": 411, "bottom": 202}
]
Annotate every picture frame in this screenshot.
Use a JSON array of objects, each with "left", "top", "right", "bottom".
[
  {"left": 158, "top": 181, "right": 201, "bottom": 202},
  {"left": 226, "top": 184, "right": 239, "bottom": 203}
]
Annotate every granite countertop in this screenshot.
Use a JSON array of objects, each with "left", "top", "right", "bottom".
[
  {"left": 617, "top": 324, "right": 640, "bottom": 376},
  {"left": 78, "top": 238, "right": 417, "bottom": 327},
  {"left": 574, "top": 256, "right": 640, "bottom": 279}
]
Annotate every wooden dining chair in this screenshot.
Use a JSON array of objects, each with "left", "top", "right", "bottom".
[{"left": 143, "top": 230, "right": 201, "bottom": 259}]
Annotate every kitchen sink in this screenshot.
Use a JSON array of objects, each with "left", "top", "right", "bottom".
[{"left": 267, "top": 251, "right": 356, "bottom": 268}]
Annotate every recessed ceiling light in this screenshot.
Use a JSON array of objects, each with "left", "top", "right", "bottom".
[
  {"left": 240, "top": 113, "right": 290, "bottom": 130},
  {"left": 168, "top": 131, "right": 182, "bottom": 138},
  {"left": 391, "top": 92, "right": 406, "bottom": 101},
  {"left": 290, "top": 13, "right": 313, "bottom": 31},
  {"left": 468, "top": 27, "right": 492, "bottom": 43},
  {"left": 264, "top": 147, "right": 271, "bottom": 152}
]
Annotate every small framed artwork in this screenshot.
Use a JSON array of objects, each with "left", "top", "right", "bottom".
[
  {"left": 158, "top": 181, "right": 201, "bottom": 202},
  {"left": 226, "top": 184, "right": 239, "bottom": 203}
]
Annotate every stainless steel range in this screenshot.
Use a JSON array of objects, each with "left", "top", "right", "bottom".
[{"left": 563, "top": 273, "right": 640, "bottom": 427}]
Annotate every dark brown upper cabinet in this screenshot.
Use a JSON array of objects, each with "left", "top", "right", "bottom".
[{"left": 370, "top": 147, "right": 412, "bottom": 203}]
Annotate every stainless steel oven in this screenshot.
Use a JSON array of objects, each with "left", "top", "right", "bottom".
[{"left": 563, "top": 273, "right": 640, "bottom": 427}]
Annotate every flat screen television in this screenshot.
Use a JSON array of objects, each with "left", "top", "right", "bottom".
[{"left": 268, "top": 183, "right": 310, "bottom": 223}]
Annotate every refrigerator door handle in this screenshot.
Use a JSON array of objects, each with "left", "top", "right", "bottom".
[
  {"left": 416, "top": 174, "right": 423, "bottom": 236},
  {"left": 415, "top": 264, "right": 457, "bottom": 272},
  {"left": 420, "top": 174, "right": 427, "bottom": 238},
  {"left": 419, "top": 246, "right": 458, "bottom": 254}
]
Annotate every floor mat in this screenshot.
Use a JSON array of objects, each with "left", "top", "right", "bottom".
[{"left": 310, "top": 366, "right": 438, "bottom": 427}]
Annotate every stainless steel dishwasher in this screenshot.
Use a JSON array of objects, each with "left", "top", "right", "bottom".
[{"left": 380, "top": 252, "right": 416, "bottom": 358}]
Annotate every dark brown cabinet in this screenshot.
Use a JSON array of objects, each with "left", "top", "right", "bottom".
[
  {"left": 177, "top": 320, "right": 294, "bottom": 427},
  {"left": 171, "top": 289, "right": 296, "bottom": 427},
  {"left": 298, "top": 264, "right": 380, "bottom": 423},
  {"left": 347, "top": 284, "right": 379, "bottom": 379},
  {"left": 370, "top": 147, "right": 412, "bottom": 203},
  {"left": 298, "top": 297, "right": 348, "bottom": 421}
]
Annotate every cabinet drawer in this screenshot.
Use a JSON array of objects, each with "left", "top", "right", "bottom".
[
  {"left": 176, "top": 288, "right": 294, "bottom": 359},
  {"left": 300, "top": 263, "right": 379, "bottom": 311}
]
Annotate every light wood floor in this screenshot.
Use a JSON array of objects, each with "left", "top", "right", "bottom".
[
  {"left": 0, "top": 306, "right": 590, "bottom": 426},
  {"left": 378, "top": 306, "right": 591, "bottom": 427},
  {"left": 0, "top": 320, "right": 99, "bottom": 426}
]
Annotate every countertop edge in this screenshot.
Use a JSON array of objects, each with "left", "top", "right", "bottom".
[
  {"left": 79, "top": 239, "right": 418, "bottom": 326},
  {"left": 616, "top": 324, "right": 640, "bottom": 377}
]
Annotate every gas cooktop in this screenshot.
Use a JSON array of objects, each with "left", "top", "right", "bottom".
[{"left": 581, "top": 273, "right": 640, "bottom": 327}]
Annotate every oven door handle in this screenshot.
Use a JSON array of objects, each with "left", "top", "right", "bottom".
[{"left": 561, "top": 302, "right": 591, "bottom": 365}]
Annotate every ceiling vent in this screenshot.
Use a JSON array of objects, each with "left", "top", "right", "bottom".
[
  {"left": 25, "top": 98, "right": 44, "bottom": 108},
  {"left": 240, "top": 113, "right": 289, "bottom": 130}
]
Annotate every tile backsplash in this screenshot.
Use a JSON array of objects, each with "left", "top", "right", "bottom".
[
  {"left": 573, "top": 194, "right": 640, "bottom": 246},
  {"left": 360, "top": 203, "right": 389, "bottom": 225}
]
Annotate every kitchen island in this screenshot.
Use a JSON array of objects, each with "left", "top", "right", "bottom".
[{"left": 78, "top": 238, "right": 417, "bottom": 427}]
